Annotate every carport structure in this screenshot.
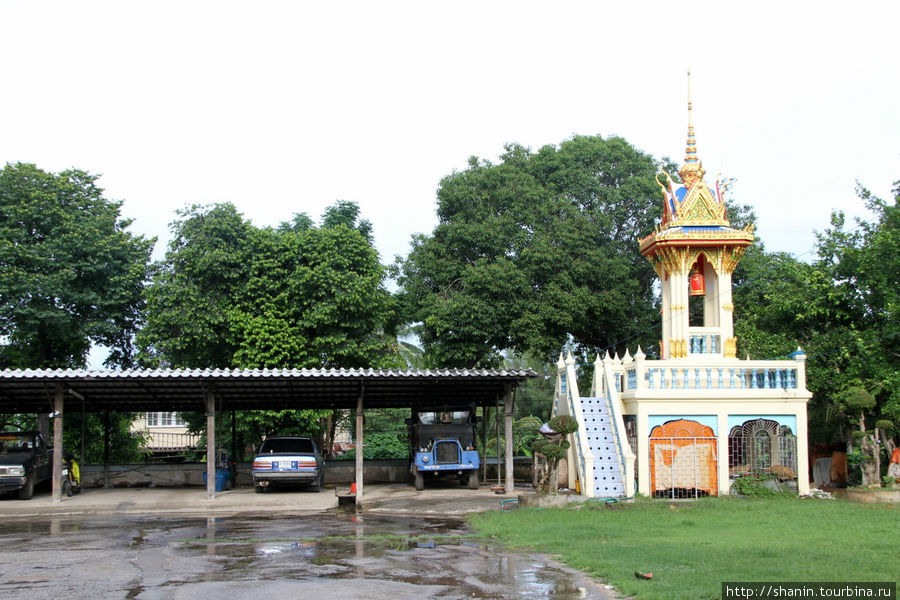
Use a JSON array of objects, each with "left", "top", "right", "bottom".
[{"left": 0, "top": 367, "right": 537, "bottom": 503}]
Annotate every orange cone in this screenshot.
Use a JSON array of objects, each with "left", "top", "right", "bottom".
[{"left": 350, "top": 482, "right": 357, "bottom": 494}]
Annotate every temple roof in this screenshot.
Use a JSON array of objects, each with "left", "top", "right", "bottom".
[{"left": 640, "top": 73, "right": 753, "bottom": 258}]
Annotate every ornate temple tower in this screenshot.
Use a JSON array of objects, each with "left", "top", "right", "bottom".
[
  {"left": 554, "top": 74, "right": 812, "bottom": 500},
  {"left": 638, "top": 75, "right": 754, "bottom": 359}
]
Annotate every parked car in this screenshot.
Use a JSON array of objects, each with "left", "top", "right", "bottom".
[
  {"left": 0, "top": 431, "right": 53, "bottom": 500},
  {"left": 251, "top": 436, "right": 323, "bottom": 493}
]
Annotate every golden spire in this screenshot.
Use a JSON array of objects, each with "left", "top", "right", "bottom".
[{"left": 679, "top": 69, "right": 705, "bottom": 187}]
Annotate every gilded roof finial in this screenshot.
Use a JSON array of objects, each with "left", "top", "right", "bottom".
[
  {"left": 679, "top": 69, "right": 704, "bottom": 186},
  {"left": 687, "top": 69, "right": 693, "bottom": 128}
]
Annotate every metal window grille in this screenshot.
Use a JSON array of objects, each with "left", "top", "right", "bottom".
[
  {"left": 728, "top": 431, "right": 798, "bottom": 488},
  {"left": 625, "top": 417, "right": 638, "bottom": 487},
  {"left": 650, "top": 436, "right": 718, "bottom": 499}
]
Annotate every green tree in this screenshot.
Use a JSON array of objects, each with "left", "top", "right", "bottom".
[
  {"left": 733, "top": 246, "right": 820, "bottom": 360},
  {"left": 138, "top": 203, "right": 253, "bottom": 368},
  {"left": 139, "top": 201, "right": 400, "bottom": 457},
  {"left": 396, "top": 136, "right": 668, "bottom": 368},
  {"left": 503, "top": 352, "right": 555, "bottom": 421},
  {"left": 0, "top": 163, "right": 154, "bottom": 368},
  {"left": 814, "top": 181, "right": 900, "bottom": 479},
  {"left": 734, "top": 179, "right": 900, "bottom": 479}
]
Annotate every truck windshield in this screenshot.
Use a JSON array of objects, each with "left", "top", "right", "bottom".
[
  {"left": 418, "top": 411, "right": 469, "bottom": 425},
  {"left": 0, "top": 433, "right": 35, "bottom": 453}
]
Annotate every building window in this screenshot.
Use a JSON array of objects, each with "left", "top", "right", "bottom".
[{"left": 146, "top": 412, "right": 186, "bottom": 428}]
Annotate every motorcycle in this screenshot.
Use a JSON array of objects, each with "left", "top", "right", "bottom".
[{"left": 61, "top": 452, "right": 81, "bottom": 497}]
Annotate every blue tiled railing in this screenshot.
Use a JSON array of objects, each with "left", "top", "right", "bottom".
[{"left": 641, "top": 366, "right": 799, "bottom": 390}]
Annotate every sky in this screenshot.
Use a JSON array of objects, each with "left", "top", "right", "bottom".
[{"left": 1, "top": 1, "right": 898, "bottom": 271}]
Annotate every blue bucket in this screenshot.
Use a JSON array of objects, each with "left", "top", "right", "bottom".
[{"left": 202, "top": 469, "right": 229, "bottom": 492}]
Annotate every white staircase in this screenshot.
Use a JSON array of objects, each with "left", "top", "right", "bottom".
[
  {"left": 554, "top": 352, "right": 635, "bottom": 499},
  {"left": 580, "top": 395, "right": 626, "bottom": 497}
]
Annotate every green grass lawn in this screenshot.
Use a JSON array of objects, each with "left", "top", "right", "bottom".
[{"left": 468, "top": 497, "right": 899, "bottom": 600}]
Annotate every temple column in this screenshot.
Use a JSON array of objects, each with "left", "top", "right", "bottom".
[
  {"left": 669, "top": 267, "right": 690, "bottom": 358},
  {"left": 636, "top": 408, "right": 650, "bottom": 496},
  {"left": 718, "top": 270, "right": 736, "bottom": 356},
  {"left": 660, "top": 273, "right": 672, "bottom": 359},
  {"left": 717, "top": 412, "right": 730, "bottom": 495}
]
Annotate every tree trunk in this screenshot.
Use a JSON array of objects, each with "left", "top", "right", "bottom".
[
  {"left": 322, "top": 411, "right": 334, "bottom": 459},
  {"left": 874, "top": 426, "right": 881, "bottom": 483},
  {"left": 878, "top": 428, "right": 896, "bottom": 458},
  {"left": 859, "top": 413, "right": 880, "bottom": 487},
  {"left": 547, "top": 459, "right": 559, "bottom": 495}
]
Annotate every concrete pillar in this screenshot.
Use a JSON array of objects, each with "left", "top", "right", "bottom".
[
  {"left": 718, "top": 270, "right": 734, "bottom": 342},
  {"left": 504, "top": 385, "right": 514, "bottom": 494},
  {"left": 672, "top": 271, "right": 689, "bottom": 355},
  {"left": 481, "top": 403, "right": 488, "bottom": 483},
  {"left": 703, "top": 261, "right": 719, "bottom": 328},
  {"left": 796, "top": 404, "right": 811, "bottom": 495},
  {"left": 661, "top": 275, "right": 672, "bottom": 359},
  {"left": 205, "top": 386, "right": 216, "bottom": 500},
  {"left": 355, "top": 389, "right": 364, "bottom": 503},
  {"left": 103, "top": 409, "right": 110, "bottom": 488},
  {"left": 636, "top": 407, "right": 650, "bottom": 496},
  {"left": 51, "top": 383, "right": 64, "bottom": 503},
  {"left": 717, "top": 412, "right": 730, "bottom": 496}
]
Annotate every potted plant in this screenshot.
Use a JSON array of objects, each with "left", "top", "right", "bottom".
[{"left": 531, "top": 415, "right": 579, "bottom": 495}]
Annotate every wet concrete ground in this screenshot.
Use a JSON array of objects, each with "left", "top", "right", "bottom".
[
  {"left": 0, "top": 511, "right": 618, "bottom": 599},
  {"left": 0, "top": 485, "right": 618, "bottom": 599}
]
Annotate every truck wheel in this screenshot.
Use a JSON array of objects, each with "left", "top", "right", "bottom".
[
  {"left": 467, "top": 470, "right": 479, "bottom": 490},
  {"left": 310, "top": 473, "right": 322, "bottom": 492},
  {"left": 17, "top": 474, "right": 34, "bottom": 500},
  {"left": 414, "top": 468, "right": 424, "bottom": 491}
]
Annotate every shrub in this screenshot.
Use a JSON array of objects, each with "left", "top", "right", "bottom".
[{"left": 334, "top": 432, "right": 407, "bottom": 460}]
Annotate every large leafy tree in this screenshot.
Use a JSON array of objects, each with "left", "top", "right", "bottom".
[
  {"left": 138, "top": 201, "right": 400, "bottom": 457},
  {"left": 0, "top": 163, "right": 154, "bottom": 368},
  {"left": 734, "top": 180, "right": 899, "bottom": 483},
  {"left": 138, "top": 203, "right": 253, "bottom": 368},
  {"left": 139, "top": 201, "right": 397, "bottom": 370},
  {"left": 0, "top": 163, "right": 153, "bottom": 463},
  {"left": 396, "top": 135, "right": 668, "bottom": 367}
]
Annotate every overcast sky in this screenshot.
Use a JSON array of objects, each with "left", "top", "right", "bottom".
[{"left": 2, "top": 1, "right": 898, "bottom": 270}]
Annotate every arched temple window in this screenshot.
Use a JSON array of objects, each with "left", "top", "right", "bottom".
[{"left": 728, "top": 418, "right": 797, "bottom": 484}]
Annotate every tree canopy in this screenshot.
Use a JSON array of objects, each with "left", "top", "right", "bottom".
[
  {"left": 734, "top": 180, "right": 899, "bottom": 460},
  {"left": 138, "top": 201, "right": 398, "bottom": 370},
  {"left": 396, "top": 135, "right": 669, "bottom": 367},
  {"left": 137, "top": 201, "right": 401, "bottom": 454},
  {"left": 0, "top": 163, "right": 154, "bottom": 369}
]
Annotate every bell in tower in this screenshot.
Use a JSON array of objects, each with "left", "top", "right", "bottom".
[{"left": 637, "top": 72, "right": 755, "bottom": 359}]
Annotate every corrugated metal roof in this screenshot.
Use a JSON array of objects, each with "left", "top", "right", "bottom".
[
  {"left": 0, "top": 367, "right": 533, "bottom": 379},
  {"left": 0, "top": 367, "right": 539, "bottom": 413}
]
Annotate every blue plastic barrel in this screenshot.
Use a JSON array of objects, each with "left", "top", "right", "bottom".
[{"left": 202, "top": 469, "right": 229, "bottom": 492}]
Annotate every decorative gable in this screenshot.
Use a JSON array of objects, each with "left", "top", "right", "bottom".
[{"left": 674, "top": 184, "right": 728, "bottom": 226}]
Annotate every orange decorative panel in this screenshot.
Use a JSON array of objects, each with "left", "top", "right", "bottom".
[{"left": 649, "top": 419, "right": 718, "bottom": 497}]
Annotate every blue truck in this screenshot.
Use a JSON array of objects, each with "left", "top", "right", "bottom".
[{"left": 409, "top": 408, "right": 480, "bottom": 491}]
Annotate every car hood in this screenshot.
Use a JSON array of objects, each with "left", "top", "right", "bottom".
[{"left": 0, "top": 452, "right": 34, "bottom": 466}]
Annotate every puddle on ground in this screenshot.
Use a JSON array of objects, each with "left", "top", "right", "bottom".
[{"left": 0, "top": 511, "right": 615, "bottom": 599}]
